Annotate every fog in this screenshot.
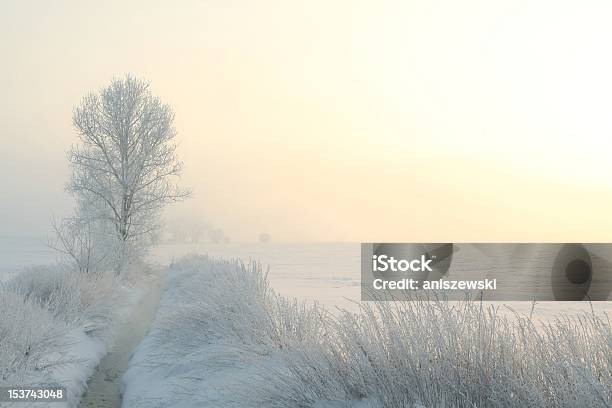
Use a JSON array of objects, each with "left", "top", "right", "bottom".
[{"left": 3, "top": 0, "right": 612, "bottom": 242}]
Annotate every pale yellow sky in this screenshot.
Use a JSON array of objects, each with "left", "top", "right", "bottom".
[{"left": 2, "top": 0, "right": 612, "bottom": 241}]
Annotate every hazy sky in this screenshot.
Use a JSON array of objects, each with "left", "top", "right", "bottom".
[{"left": 3, "top": 0, "right": 612, "bottom": 242}]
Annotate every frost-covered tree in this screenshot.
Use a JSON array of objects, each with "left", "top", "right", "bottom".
[{"left": 67, "top": 75, "right": 189, "bottom": 269}]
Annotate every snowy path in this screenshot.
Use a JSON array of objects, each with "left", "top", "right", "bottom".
[{"left": 79, "top": 274, "right": 162, "bottom": 408}]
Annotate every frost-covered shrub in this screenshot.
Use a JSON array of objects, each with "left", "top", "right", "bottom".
[
  {"left": 0, "top": 291, "right": 68, "bottom": 384},
  {"left": 255, "top": 295, "right": 611, "bottom": 408},
  {"left": 143, "top": 256, "right": 610, "bottom": 408},
  {"left": 155, "top": 256, "right": 325, "bottom": 361},
  {"left": 0, "top": 264, "right": 122, "bottom": 394},
  {"left": 6, "top": 266, "right": 119, "bottom": 339},
  {"left": 50, "top": 212, "right": 148, "bottom": 276}
]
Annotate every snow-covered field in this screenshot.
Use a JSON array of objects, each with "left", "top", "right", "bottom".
[
  {"left": 2, "top": 237, "right": 611, "bottom": 407},
  {"left": 3, "top": 237, "right": 611, "bottom": 318},
  {"left": 152, "top": 241, "right": 612, "bottom": 318},
  {"left": 0, "top": 236, "right": 59, "bottom": 281},
  {"left": 122, "top": 255, "right": 611, "bottom": 408}
]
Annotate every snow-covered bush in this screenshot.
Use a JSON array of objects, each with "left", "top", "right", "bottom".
[
  {"left": 256, "top": 295, "right": 611, "bottom": 408},
  {"left": 50, "top": 210, "right": 146, "bottom": 276},
  {"left": 0, "top": 265, "right": 124, "bottom": 406},
  {"left": 155, "top": 256, "right": 324, "bottom": 359},
  {"left": 123, "top": 256, "right": 611, "bottom": 408},
  {"left": 122, "top": 256, "right": 326, "bottom": 407},
  {"left": 0, "top": 291, "right": 68, "bottom": 384},
  {"left": 6, "top": 265, "right": 119, "bottom": 340}
]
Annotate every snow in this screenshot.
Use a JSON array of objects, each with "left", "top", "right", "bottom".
[
  {"left": 0, "top": 260, "right": 146, "bottom": 408},
  {"left": 4, "top": 237, "right": 610, "bottom": 318},
  {"left": 122, "top": 255, "right": 611, "bottom": 408},
  {"left": 49, "top": 330, "right": 107, "bottom": 407},
  {"left": 54, "top": 283, "right": 145, "bottom": 407},
  {"left": 121, "top": 257, "right": 315, "bottom": 408},
  {"left": 1, "top": 237, "right": 610, "bottom": 407},
  {"left": 151, "top": 241, "right": 612, "bottom": 318},
  {"left": 0, "top": 236, "right": 59, "bottom": 281}
]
